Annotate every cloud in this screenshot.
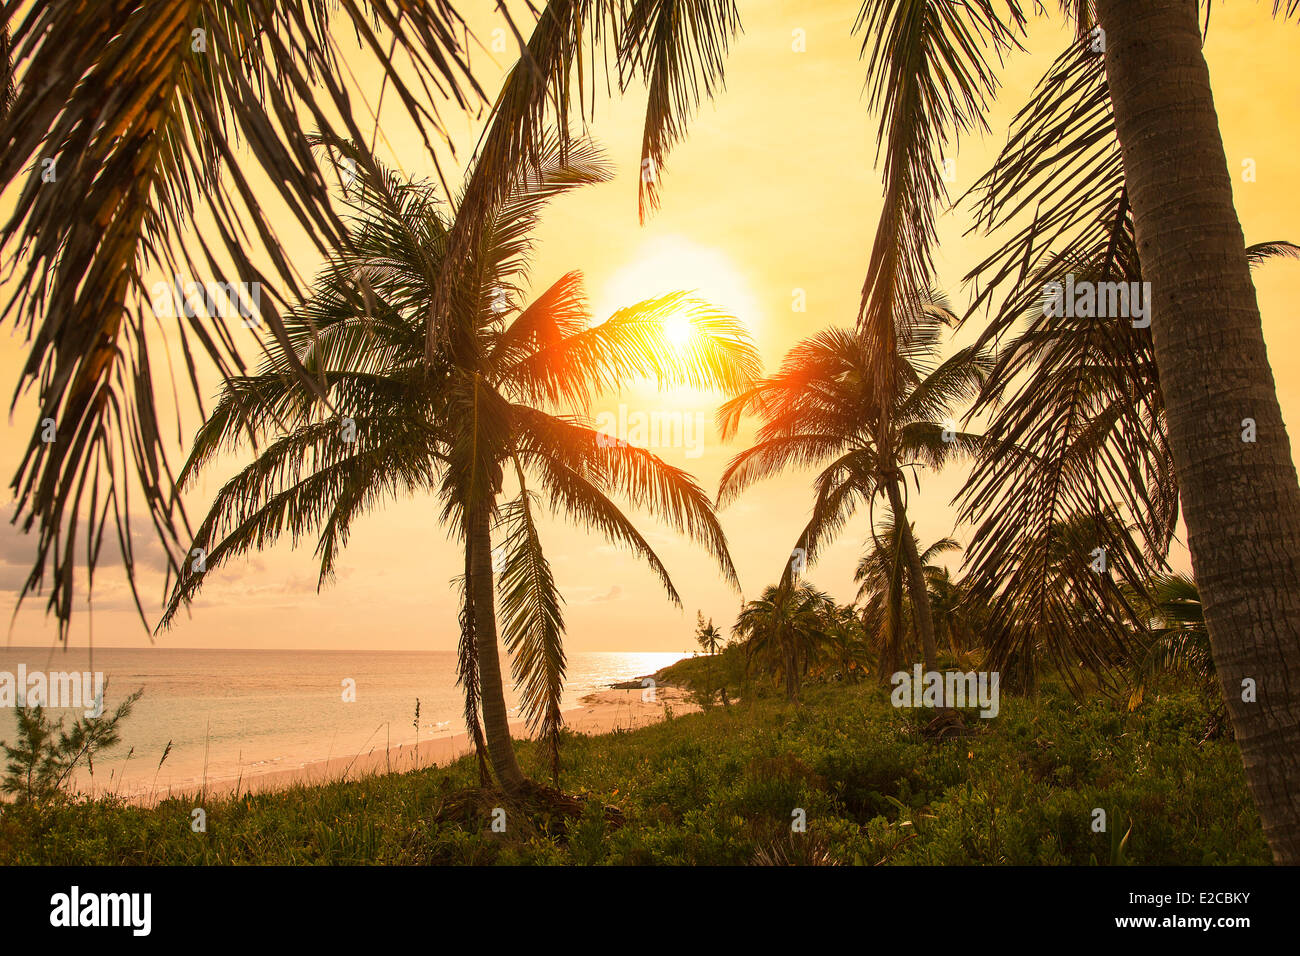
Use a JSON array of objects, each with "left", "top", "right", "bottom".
[
  {"left": 588, "top": 585, "right": 622, "bottom": 604},
  {"left": 0, "top": 517, "right": 174, "bottom": 575}
]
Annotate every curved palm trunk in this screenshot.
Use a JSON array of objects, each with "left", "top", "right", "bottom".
[
  {"left": 1096, "top": 0, "right": 1300, "bottom": 863},
  {"left": 886, "top": 481, "right": 941, "bottom": 678},
  {"left": 469, "top": 505, "right": 526, "bottom": 792}
]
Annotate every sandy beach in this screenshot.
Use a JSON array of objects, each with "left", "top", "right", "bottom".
[{"left": 121, "top": 684, "right": 698, "bottom": 806}]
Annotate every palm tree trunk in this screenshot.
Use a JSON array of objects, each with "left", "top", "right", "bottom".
[
  {"left": 469, "top": 505, "right": 526, "bottom": 792},
  {"left": 459, "top": 538, "right": 493, "bottom": 787},
  {"left": 1096, "top": 0, "right": 1300, "bottom": 863},
  {"left": 887, "top": 481, "right": 941, "bottom": 677},
  {"left": 782, "top": 635, "right": 799, "bottom": 702},
  {"left": 880, "top": 580, "right": 904, "bottom": 684}
]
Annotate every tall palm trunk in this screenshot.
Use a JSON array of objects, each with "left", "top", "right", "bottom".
[
  {"left": 1096, "top": 0, "right": 1300, "bottom": 862},
  {"left": 879, "top": 575, "right": 905, "bottom": 685},
  {"left": 886, "top": 481, "right": 941, "bottom": 677},
  {"left": 782, "top": 633, "right": 799, "bottom": 702},
  {"left": 459, "top": 538, "right": 493, "bottom": 787},
  {"left": 469, "top": 505, "right": 526, "bottom": 792}
]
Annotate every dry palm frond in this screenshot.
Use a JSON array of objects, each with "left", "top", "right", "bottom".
[
  {"left": 957, "top": 33, "right": 1299, "bottom": 689},
  {"left": 496, "top": 481, "right": 565, "bottom": 783},
  {"left": 853, "top": 0, "right": 1026, "bottom": 402},
  {"left": 752, "top": 832, "right": 840, "bottom": 866}
]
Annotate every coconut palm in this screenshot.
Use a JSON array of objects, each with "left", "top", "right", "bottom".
[
  {"left": 695, "top": 612, "right": 723, "bottom": 656},
  {"left": 158, "top": 136, "right": 760, "bottom": 792},
  {"left": 1125, "top": 572, "right": 1214, "bottom": 711},
  {"left": 732, "top": 583, "right": 832, "bottom": 702},
  {"left": 693, "top": 611, "right": 729, "bottom": 706},
  {"left": 957, "top": 35, "right": 1300, "bottom": 695},
  {"left": 853, "top": 509, "right": 958, "bottom": 680},
  {"left": 1092, "top": 13, "right": 1300, "bottom": 860},
  {"left": 717, "top": 296, "right": 991, "bottom": 679}
]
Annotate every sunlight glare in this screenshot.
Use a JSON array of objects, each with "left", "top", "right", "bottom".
[
  {"left": 596, "top": 235, "right": 761, "bottom": 347},
  {"left": 663, "top": 312, "right": 693, "bottom": 347}
]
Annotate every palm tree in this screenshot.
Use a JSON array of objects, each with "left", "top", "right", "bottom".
[
  {"left": 854, "top": 509, "right": 959, "bottom": 680},
  {"left": 695, "top": 611, "right": 723, "bottom": 656},
  {"left": 159, "top": 137, "right": 760, "bottom": 792},
  {"left": 1125, "top": 572, "right": 1214, "bottom": 711},
  {"left": 694, "top": 611, "right": 728, "bottom": 707},
  {"left": 1089, "top": 0, "right": 1300, "bottom": 862},
  {"left": 957, "top": 35, "right": 1299, "bottom": 695},
  {"left": 732, "top": 583, "right": 831, "bottom": 702},
  {"left": 717, "top": 297, "right": 991, "bottom": 680}
]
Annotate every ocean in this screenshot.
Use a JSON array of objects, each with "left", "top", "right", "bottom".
[{"left": 0, "top": 647, "right": 684, "bottom": 799}]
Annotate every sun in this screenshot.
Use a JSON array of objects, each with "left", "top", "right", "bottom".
[
  {"left": 595, "top": 235, "right": 761, "bottom": 349},
  {"left": 663, "top": 312, "right": 694, "bottom": 346}
]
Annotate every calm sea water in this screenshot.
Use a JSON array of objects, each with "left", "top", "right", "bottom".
[{"left": 0, "top": 647, "right": 684, "bottom": 798}]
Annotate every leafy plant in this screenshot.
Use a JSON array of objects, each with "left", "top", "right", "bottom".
[{"left": 1, "top": 688, "right": 142, "bottom": 804}]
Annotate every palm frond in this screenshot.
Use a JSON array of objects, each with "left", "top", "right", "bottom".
[
  {"left": 617, "top": 0, "right": 741, "bottom": 221},
  {"left": 1246, "top": 240, "right": 1300, "bottom": 266},
  {"left": 160, "top": 413, "right": 441, "bottom": 626},
  {"left": 496, "top": 483, "right": 566, "bottom": 783},
  {"left": 425, "top": 0, "right": 586, "bottom": 357},
  {"left": 514, "top": 405, "right": 740, "bottom": 591},
  {"left": 506, "top": 291, "right": 761, "bottom": 411},
  {"left": 716, "top": 435, "right": 855, "bottom": 508},
  {"left": 962, "top": 36, "right": 1121, "bottom": 332},
  {"left": 1, "top": 0, "right": 484, "bottom": 637},
  {"left": 854, "top": 0, "right": 1025, "bottom": 399}
]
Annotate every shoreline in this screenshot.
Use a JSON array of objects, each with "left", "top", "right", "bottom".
[{"left": 106, "top": 683, "right": 697, "bottom": 806}]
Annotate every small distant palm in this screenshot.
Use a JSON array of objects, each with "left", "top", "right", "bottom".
[
  {"left": 695, "top": 612, "right": 724, "bottom": 656},
  {"left": 1126, "top": 572, "right": 1213, "bottom": 710},
  {"left": 823, "top": 602, "right": 869, "bottom": 682},
  {"left": 854, "top": 508, "right": 958, "bottom": 679},
  {"left": 925, "top": 566, "right": 985, "bottom": 664},
  {"left": 733, "top": 584, "right": 831, "bottom": 702}
]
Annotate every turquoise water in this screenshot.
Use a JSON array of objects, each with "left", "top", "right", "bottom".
[{"left": 0, "top": 647, "right": 683, "bottom": 797}]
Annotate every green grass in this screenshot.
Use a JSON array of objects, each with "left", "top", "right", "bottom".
[{"left": 0, "top": 671, "right": 1267, "bottom": 865}]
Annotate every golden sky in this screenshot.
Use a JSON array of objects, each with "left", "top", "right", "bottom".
[{"left": 3, "top": 1, "right": 1298, "bottom": 653}]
